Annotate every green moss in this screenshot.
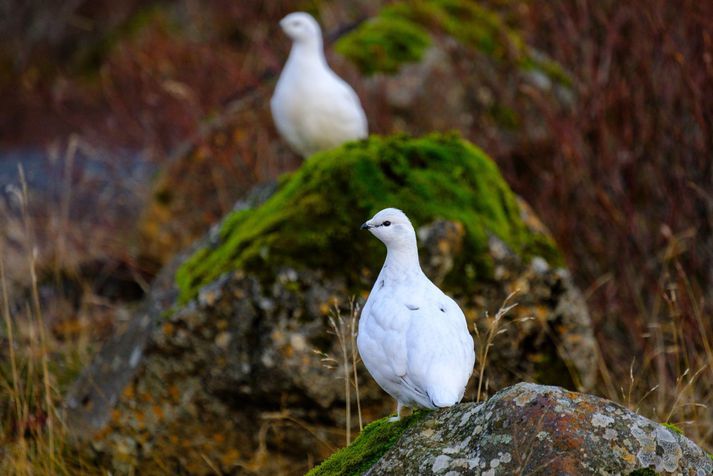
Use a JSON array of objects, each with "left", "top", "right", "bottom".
[
  {"left": 335, "top": 14, "right": 431, "bottom": 75},
  {"left": 662, "top": 422, "right": 683, "bottom": 435},
  {"left": 392, "top": 0, "right": 510, "bottom": 58},
  {"left": 337, "top": 0, "right": 571, "bottom": 85},
  {"left": 175, "top": 133, "right": 562, "bottom": 304},
  {"left": 306, "top": 412, "right": 427, "bottom": 476}
]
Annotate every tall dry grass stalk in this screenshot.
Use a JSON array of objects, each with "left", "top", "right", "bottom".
[
  {"left": 474, "top": 291, "right": 519, "bottom": 402},
  {"left": 324, "top": 300, "right": 363, "bottom": 445}
]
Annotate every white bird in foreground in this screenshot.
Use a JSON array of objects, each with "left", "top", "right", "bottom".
[
  {"left": 357, "top": 208, "right": 475, "bottom": 421},
  {"left": 270, "top": 12, "right": 368, "bottom": 158}
]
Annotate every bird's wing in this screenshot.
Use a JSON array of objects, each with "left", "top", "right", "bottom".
[
  {"left": 404, "top": 288, "right": 475, "bottom": 407},
  {"left": 318, "top": 73, "right": 368, "bottom": 133}
]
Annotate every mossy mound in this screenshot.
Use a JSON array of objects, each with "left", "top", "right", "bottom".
[
  {"left": 336, "top": 0, "right": 570, "bottom": 85},
  {"left": 334, "top": 10, "right": 431, "bottom": 75},
  {"left": 175, "top": 133, "right": 561, "bottom": 303},
  {"left": 306, "top": 412, "right": 427, "bottom": 476}
]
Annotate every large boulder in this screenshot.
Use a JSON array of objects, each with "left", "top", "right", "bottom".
[
  {"left": 65, "top": 134, "right": 596, "bottom": 474},
  {"left": 311, "top": 383, "right": 713, "bottom": 476}
]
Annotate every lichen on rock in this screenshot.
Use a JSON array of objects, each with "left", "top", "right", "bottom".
[
  {"left": 318, "top": 383, "right": 713, "bottom": 475},
  {"left": 175, "top": 132, "right": 562, "bottom": 304}
]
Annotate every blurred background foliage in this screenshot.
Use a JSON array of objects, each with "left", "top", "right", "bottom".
[{"left": 0, "top": 0, "right": 711, "bottom": 470}]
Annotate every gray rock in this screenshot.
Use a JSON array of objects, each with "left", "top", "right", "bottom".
[{"left": 364, "top": 383, "right": 712, "bottom": 475}]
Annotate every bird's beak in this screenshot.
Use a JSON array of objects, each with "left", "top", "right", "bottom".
[{"left": 361, "top": 222, "right": 371, "bottom": 230}]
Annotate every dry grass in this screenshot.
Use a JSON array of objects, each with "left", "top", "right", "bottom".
[
  {"left": 321, "top": 300, "right": 363, "bottom": 445},
  {"left": 473, "top": 291, "right": 521, "bottom": 402},
  {"left": 0, "top": 169, "right": 96, "bottom": 475}
]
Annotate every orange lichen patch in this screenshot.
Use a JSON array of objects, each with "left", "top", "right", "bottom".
[
  {"left": 151, "top": 405, "right": 165, "bottom": 419},
  {"left": 232, "top": 128, "right": 247, "bottom": 142},
  {"left": 110, "top": 408, "right": 123, "bottom": 423},
  {"left": 221, "top": 448, "right": 242, "bottom": 467},
  {"left": 162, "top": 322, "right": 174, "bottom": 335},
  {"left": 195, "top": 145, "right": 211, "bottom": 161},
  {"left": 93, "top": 424, "right": 113, "bottom": 440},
  {"left": 554, "top": 456, "right": 580, "bottom": 474},
  {"left": 122, "top": 385, "right": 135, "bottom": 399},
  {"left": 574, "top": 400, "right": 596, "bottom": 415},
  {"left": 532, "top": 305, "right": 549, "bottom": 323},
  {"left": 564, "top": 333, "right": 582, "bottom": 344},
  {"left": 168, "top": 385, "right": 180, "bottom": 400}
]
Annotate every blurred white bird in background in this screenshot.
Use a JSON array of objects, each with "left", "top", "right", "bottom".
[
  {"left": 357, "top": 208, "right": 475, "bottom": 421},
  {"left": 271, "top": 12, "right": 368, "bottom": 158}
]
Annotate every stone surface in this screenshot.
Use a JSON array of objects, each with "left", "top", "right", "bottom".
[
  {"left": 65, "top": 135, "right": 597, "bottom": 474},
  {"left": 314, "top": 383, "right": 712, "bottom": 476}
]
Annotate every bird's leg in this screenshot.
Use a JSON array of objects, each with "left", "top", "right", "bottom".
[{"left": 388, "top": 401, "right": 403, "bottom": 422}]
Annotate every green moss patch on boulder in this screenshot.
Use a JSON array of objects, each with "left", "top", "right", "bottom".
[
  {"left": 334, "top": 13, "right": 431, "bottom": 75},
  {"left": 175, "top": 133, "right": 562, "bottom": 303},
  {"left": 336, "top": 0, "right": 571, "bottom": 85},
  {"left": 306, "top": 412, "right": 427, "bottom": 476}
]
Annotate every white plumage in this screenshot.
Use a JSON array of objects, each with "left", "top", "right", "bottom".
[
  {"left": 357, "top": 208, "right": 475, "bottom": 420},
  {"left": 270, "top": 12, "right": 368, "bottom": 158}
]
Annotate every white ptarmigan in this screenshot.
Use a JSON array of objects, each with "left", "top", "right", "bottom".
[
  {"left": 357, "top": 208, "right": 476, "bottom": 420},
  {"left": 270, "top": 12, "right": 368, "bottom": 158}
]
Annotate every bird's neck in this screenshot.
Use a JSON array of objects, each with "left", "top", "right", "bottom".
[
  {"left": 287, "top": 40, "right": 327, "bottom": 70},
  {"left": 382, "top": 242, "right": 423, "bottom": 282}
]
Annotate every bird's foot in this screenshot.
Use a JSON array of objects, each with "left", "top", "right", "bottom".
[{"left": 389, "top": 401, "right": 403, "bottom": 422}]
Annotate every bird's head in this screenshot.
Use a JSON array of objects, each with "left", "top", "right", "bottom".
[
  {"left": 361, "top": 208, "right": 417, "bottom": 249},
  {"left": 279, "top": 12, "right": 322, "bottom": 45}
]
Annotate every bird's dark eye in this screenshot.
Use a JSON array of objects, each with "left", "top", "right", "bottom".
[{"left": 383, "top": 221, "right": 391, "bottom": 227}]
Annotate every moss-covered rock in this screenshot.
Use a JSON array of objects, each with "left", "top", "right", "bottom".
[
  {"left": 336, "top": 0, "right": 571, "bottom": 85},
  {"left": 334, "top": 13, "right": 431, "bottom": 76},
  {"left": 175, "top": 133, "right": 561, "bottom": 304},
  {"left": 307, "top": 412, "right": 427, "bottom": 476}
]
